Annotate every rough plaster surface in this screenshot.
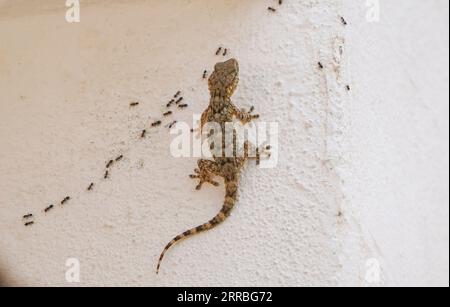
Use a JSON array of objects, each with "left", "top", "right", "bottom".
[{"left": 0, "top": 0, "right": 448, "bottom": 287}]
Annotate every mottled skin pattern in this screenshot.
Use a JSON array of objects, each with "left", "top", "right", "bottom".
[{"left": 156, "top": 59, "right": 267, "bottom": 274}]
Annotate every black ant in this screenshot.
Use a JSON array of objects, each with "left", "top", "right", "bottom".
[
  {"left": 61, "top": 196, "right": 70, "bottom": 205},
  {"left": 168, "top": 121, "right": 178, "bottom": 129},
  {"left": 167, "top": 99, "right": 175, "bottom": 108}
]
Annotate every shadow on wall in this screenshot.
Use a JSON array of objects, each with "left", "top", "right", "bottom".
[
  {"left": 0, "top": 270, "right": 10, "bottom": 287},
  {"left": 0, "top": 256, "right": 13, "bottom": 287},
  {"left": 0, "top": 0, "right": 263, "bottom": 19}
]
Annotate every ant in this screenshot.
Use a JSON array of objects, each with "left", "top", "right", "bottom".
[
  {"left": 61, "top": 196, "right": 70, "bottom": 205},
  {"left": 167, "top": 99, "right": 175, "bottom": 108},
  {"left": 168, "top": 121, "right": 178, "bottom": 129}
]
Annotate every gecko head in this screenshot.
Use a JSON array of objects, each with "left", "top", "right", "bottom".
[{"left": 209, "top": 58, "right": 239, "bottom": 97}]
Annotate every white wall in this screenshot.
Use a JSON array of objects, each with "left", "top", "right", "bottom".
[
  {"left": 0, "top": 0, "right": 448, "bottom": 287},
  {"left": 338, "top": 0, "right": 449, "bottom": 287}
]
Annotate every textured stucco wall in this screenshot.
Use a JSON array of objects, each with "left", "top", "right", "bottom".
[
  {"left": 337, "top": 0, "right": 449, "bottom": 287},
  {"left": 0, "top": 0, "right": 448, "bottom": 287}
]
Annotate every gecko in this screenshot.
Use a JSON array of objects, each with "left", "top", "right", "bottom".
[{"left": 156, "top": 58, "right": 270, "bottom": 274}]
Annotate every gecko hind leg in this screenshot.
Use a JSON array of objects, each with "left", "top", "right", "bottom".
[
  {"left": 255, "top": 144, "right": 272, "bottom": 166},
  {"left": 189, "top": 159, "right": 221, "bottom": 190},
  {"left": 241, "top": 142, "right": 272, "bottom": 166}
]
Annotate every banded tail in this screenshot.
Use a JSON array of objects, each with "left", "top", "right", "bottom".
[{"left": 156, "top": 178, "right": 238, "bottom": 274}]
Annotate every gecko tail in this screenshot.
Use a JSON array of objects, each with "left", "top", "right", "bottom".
[
  {"left": 156, "top": 180, "right": 238, "bottom": 274},
  {"left": 155, "top": 210, "right": 227, "bottom": 275}
]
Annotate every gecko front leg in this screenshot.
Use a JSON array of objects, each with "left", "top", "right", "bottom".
[
  {"left": 234, "top": 105, "right": 260, "bottom": 125},
  {"left": 189, "top": 159, "right": 221, "bottom": 190}
]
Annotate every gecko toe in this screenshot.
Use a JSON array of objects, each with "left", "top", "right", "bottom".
[{"left": 210, "top": 181, "right": 220, "bottom": 187}]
